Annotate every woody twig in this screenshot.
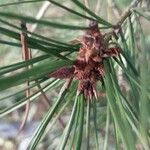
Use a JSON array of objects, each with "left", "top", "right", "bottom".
[
  {"left": 18, "top": 21, "right": 31, "bottom": 134},
  {"left": 19, "top": 23, "right": 66, "bottom": 130}
]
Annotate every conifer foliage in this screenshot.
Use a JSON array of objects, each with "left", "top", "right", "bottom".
[{"left": 0, "top": 0, "right": 149, "bottom": 149}]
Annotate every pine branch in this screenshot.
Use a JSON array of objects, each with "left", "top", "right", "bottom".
[{"left": 116, "top": 0, "right": 142, "bottom": 27}]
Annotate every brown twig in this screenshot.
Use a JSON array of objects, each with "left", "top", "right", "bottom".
[
  {"left": 18, "top": 24, "right": 66, "bottom": 131},
  {"left": 18, "top": 22, "right": 31, "bottom": 134}
]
